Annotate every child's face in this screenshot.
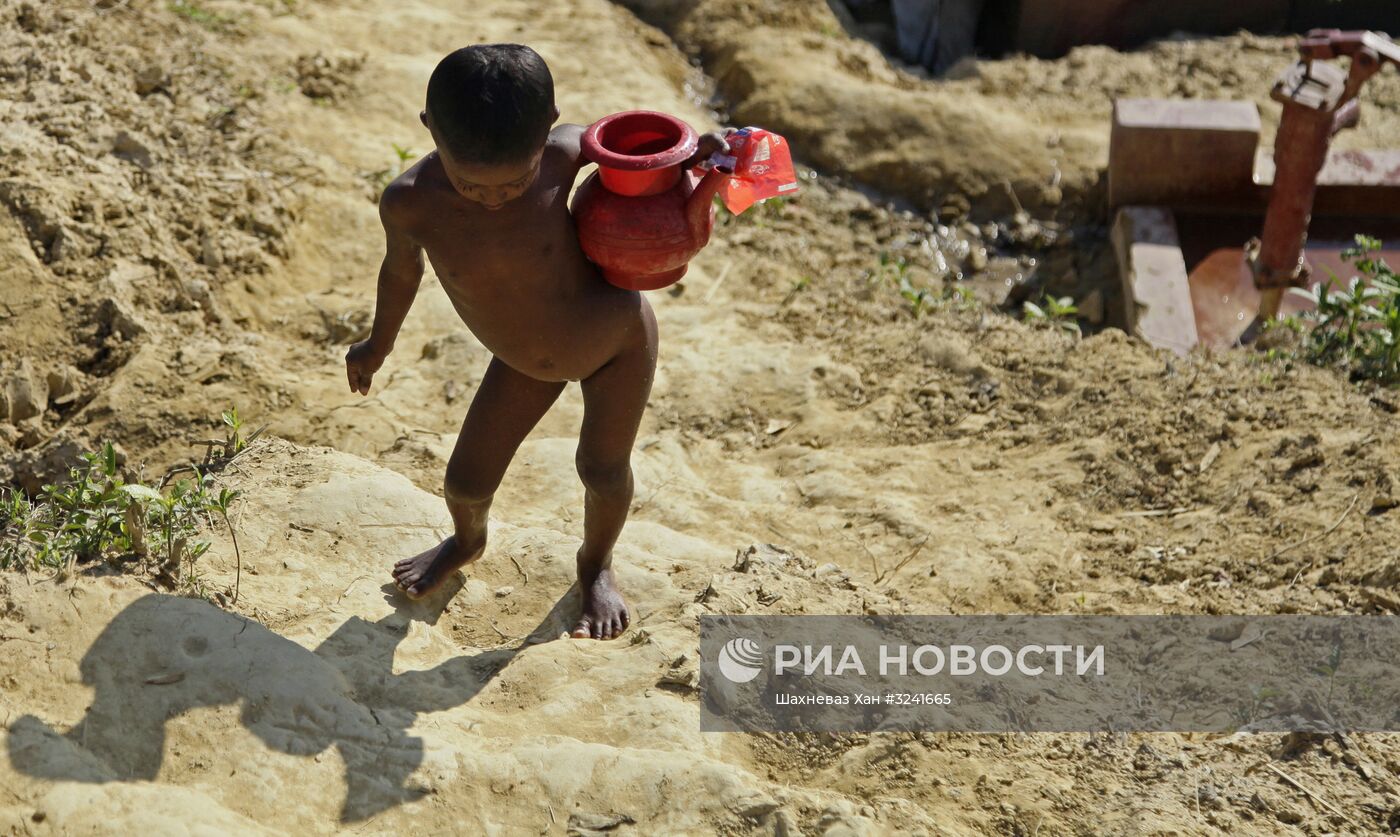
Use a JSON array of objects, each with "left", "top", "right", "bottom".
[
  {"left": 423, "top": 110, "right": 544, "bottom": 210},
  {"left": 438, "top": 149, "right": 542, "bottom": 210}
]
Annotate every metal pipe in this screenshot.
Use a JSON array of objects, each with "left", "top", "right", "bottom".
[{"left": 1249, "top": 31, "right": 1395, "bottom": 328}]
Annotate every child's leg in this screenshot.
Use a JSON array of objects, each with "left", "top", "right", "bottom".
[
  {"left": 393, "top": 356, "right": 565, "bottom": 598},
  {"left": 571, "top": 304, "right": 658, "bottom": 639}
]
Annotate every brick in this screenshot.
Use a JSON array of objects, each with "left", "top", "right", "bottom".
[
  {"left": 1109, "top": 99, "right": 1261, "bottom": 209},
  {"left": 1112, "top": 207, "right": 1198, "bottom": 355}
]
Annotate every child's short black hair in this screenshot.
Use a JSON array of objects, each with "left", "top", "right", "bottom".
[{"left": 426, "top": 44, "right": 556, "bottom": 165}]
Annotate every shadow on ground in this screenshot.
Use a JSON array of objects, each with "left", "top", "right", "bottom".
[{"left": 6, "top": 586, "right": 577, "bottom": 821}]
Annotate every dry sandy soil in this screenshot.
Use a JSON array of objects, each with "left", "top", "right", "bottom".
[
  {"left": 624, "top": 0, "right": 1400, "bottom": 220},
  {"left": 3, "top": 0, "right": 1400, "bottom": 834}
]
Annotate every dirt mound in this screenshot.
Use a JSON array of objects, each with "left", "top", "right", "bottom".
[
  {"left": 0, "top": 0, "right": 306, "bottom": 480},
  {"left": 622, "top": 0, "right": 1400, "bottom": 222},
  {"left": 634, "top": 0, "right": 1094, "bottom": 218}
]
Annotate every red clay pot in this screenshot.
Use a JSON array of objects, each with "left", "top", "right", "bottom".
[{"left": 571, "top": 110, "right": 730, "bottom": 291}]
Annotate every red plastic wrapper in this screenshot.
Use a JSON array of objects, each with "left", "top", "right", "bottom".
[{"left": 709, "top": 128, "right": 800, "bottom": 214}]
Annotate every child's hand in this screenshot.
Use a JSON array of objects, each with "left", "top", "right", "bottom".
[
  {"left": 345, "top": 340, "right": 387, "bottom": 395},
  {"left": 684, "top": 128, "right": 734, "bottom": 169}
]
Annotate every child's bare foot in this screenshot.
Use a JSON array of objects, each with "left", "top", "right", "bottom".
[
  {"left": 571, "top": 565, "right": 629, "bottom": 640},
  {"left": 392, "top": 534, "right": 484, "bottom": 599}
]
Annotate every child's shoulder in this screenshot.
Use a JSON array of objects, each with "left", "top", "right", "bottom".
[
  {"left": 545, "top": 123, "right": 588, "bottom": 167},
  {"left": 379, "top": 153, "right": 441, "bottom": 224}
]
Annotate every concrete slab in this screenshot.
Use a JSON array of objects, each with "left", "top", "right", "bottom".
[
  {"left": 1109, "top": 99, "right": 1261, "bottom": 210},
  {"left": 1112, "top": 206, "right": 1199, "bottom": 356}
]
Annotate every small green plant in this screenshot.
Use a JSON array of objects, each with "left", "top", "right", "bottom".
[
  {"left": 1247, "top": 317, "right": 1302, "bottom": 384},
  {"left": 1311, "top": 642, "right": 1344, "bottom": 709},
  {"left": 750, "top": 196, "right": 791, "bottom": 228},
  {"left": 1258, "top": 315, "right": 1304, "bottom": 355},
  {"left": 252, "top": 0, "right": 298, "bottom": 14},
  {"left": 0, "top": 444, "right": 234, "bottom": 592},
  {"left": 865, "top": 253, "right": 983, "bottom": 318},
  {"left": 210, "top": 486, "right": 243, "bottom": 603},
  {"left": 1022, "top": 294, "right": 1081, "bottom": 336},
  {"left": 870, "top": 252, "right": 935, "bottom": 318},
  {"left": 1296, "top": 235, "right": 1400, "bottom": 385},
  {"left": 938, "top": 283, "right": 980, "bottom": 312},
  {"left": 1, "top": 411, "right": 256, "bottom": 603},
  {"left": 872, "top": 251, "right": 908, "bottom": 282},
  {"left": 168, "top": 0, "right": 236, "bottom": 31},
  {"left": 165, "top": 406, "right": 266, "bottom": 486},
  {"left": 366, "top": 144, "right": 419, "bottom": 195},
  {"left": 780, "top": 276, "right": 811, "bottom": 307},
  {"left": 219, "top": 407, "right": 250, "bottom": 458},
  {"left": 1231, "top": 684, "right": 1282, "bottom": 727},
  {"left": 899, "top": 284, "right": 934, "bottom": 318}
]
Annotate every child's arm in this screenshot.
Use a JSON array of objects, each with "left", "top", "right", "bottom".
[{"left": 345, "top": 182, "right": 425, "bottom": 395}]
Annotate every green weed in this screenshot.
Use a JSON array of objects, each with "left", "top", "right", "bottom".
[
  {"left": 218, "top": 407, "right": 253, "bottom": 457},
  {"left": 1231, "top": 684, "right": 1282, "bottom": 727},
  {"left": 366, "top": 144, "right": 419, "bottom": 195},
  {"left": 780, "top": 276, "right": 811, "bottom": 307},
  {"left": 167, "top": 0, "right": 236, "bottom": 32},
  {"left": 869, "top": 252, "right": 932, "bottom": 318},
  {"left": 867, "top": 252, "right": 982, "bottom": 319},
  {"left": 1296, "top": 235, "right": 1400, "bottom": 385},
  {"left": 1022, "top": 294, "right": 1081, "bottom": 336},
  {"left": 940, "top": 283, "right": 980, "bottom": 312},
  {"left": 750, "top": 196, "right": 791, "bottom": 227},
  {"left": 0, "top": 410, "right": 255, "bottom": 603},
  {"left": 1311, "top": 642, "right": 1344, "bottom": 710},
  {"left": 251, "top": 0, "right": 298, "bottom": 14}
]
